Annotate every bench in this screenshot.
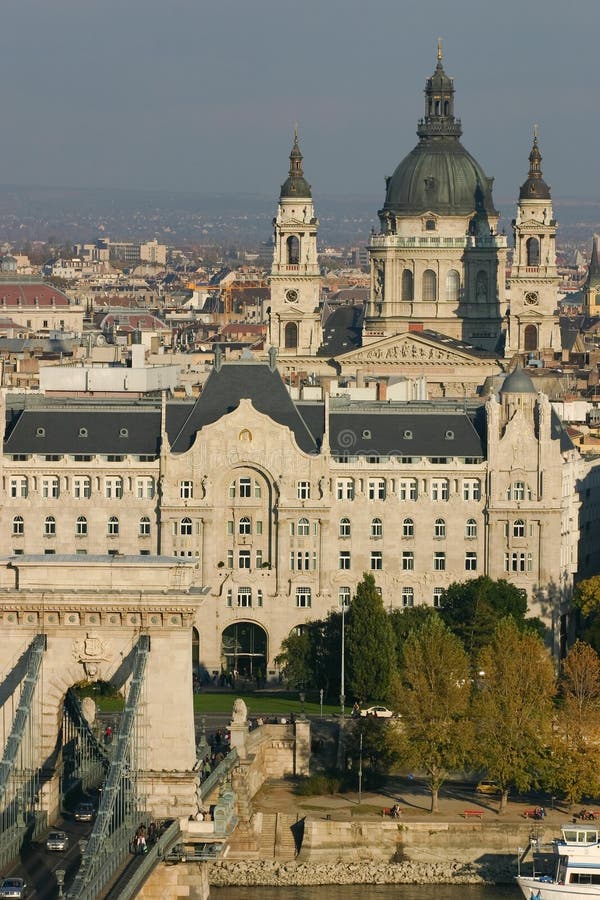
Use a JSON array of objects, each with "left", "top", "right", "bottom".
[
  {"left": 382, "top": 807, "right": 402, "bottom": 818},
  {"left": 462, "top": 809, "right": 484, "bottom": 819},
  {"left": 523, "top": 809, "right": 537, "bottom": 819}
]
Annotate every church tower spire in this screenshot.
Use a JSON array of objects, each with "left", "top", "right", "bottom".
[
  {"left": 268, "top": 131, "right": 321, "bottom": 357},
  {"left": 505, "top": 129, "right": 561, "bottom": 357},
  {"left": 583, "top": 234, "right": 600, "bottom": 315},
  {"left": 417, "top": 40, "right": 462, "bottom": 140}
]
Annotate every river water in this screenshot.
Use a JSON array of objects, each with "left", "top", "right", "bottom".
[{"left": 212, "top": 885, "right": 521, "bottom": 899}]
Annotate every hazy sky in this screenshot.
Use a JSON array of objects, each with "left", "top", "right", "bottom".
[{"left": 1, "top": 0, "right": 598, "bottom": 203}]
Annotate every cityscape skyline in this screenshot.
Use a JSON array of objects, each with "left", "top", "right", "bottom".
[{"left": 0, "top": 0, "right": 599, "bottom": 203}]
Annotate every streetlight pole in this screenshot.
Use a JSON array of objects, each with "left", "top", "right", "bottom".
[
  {"left": 340, "top": 602, "right": 346, "bottom": 718},
  {"left": 319, "top": 688, "right": 323, "bottom": 719},
  {"left": 358, "top": 731, "right": 363, "bottom": 805}
]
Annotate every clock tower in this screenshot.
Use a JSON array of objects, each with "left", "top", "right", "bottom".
[
  {"left": 268, "top": 131, "right": 322, "bottom": 357},
  {"left": 505, "top": 130, "right": 561, "bottom": 357}
]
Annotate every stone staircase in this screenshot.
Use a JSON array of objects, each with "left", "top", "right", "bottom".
[
  {"left": 257, "top": 812, "right": 298, "bottom": 859},
  {"left": 258, "top": 812, "right": 277, "bottom": 858}
]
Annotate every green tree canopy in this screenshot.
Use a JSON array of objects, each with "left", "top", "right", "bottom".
[
  {"left": 573, "top": 577, "right": 600, "bottom": 651},
  {"left": 345, "top": 573, "right": 396, "bottom": 704},
  {"left": 389, "top": 604, "right": 439, "bottom": 667},
  {"left": 473, "top": 617, "right": 555, "bottom": 811},
  {"left": 396, "top": 616, "right": 473, "bottom": 812}
]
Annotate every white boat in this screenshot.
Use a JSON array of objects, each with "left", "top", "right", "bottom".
[{"left": 517, "top": 823, "right": 600, "bottom": 898}]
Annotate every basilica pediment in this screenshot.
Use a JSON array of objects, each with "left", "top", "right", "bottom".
[{"left": 335, "top": 332, "right": 488, "bottom": 366}]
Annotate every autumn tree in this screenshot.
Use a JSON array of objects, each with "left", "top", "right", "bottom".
[
  {"left": 389, "top": 604, "right": 439, "bottom": 667},
  {"left": 473, "top": 618, "right": 555, "bottom": 812},
  {"left": 396, "top": 616, "right": 473, "bottom": 812},
  {"left": 574, "top": 576, "right": 600, "bottom": 651},
  {"left": 345, "top": 573, "right": 396, "bottom": 704}
]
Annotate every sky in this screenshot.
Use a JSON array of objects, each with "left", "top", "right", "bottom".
[{"left": 0, "top": 0, "right": 598, "bottom": 203}]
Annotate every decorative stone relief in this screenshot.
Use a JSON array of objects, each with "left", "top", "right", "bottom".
[{"left": 72, "top": 632, "right": 112, "bottom": 679}]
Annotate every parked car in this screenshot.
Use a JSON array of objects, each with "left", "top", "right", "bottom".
[
  {"left": 46, "top": 830, "right": 69, "bottom": 851},
  {"left": 73, "top": 801, "right": 95, "bottom": 822},
  {"left": 476, "top": 780, "right": 500, "bottom": 795},
  {"left": 360, "top": 706, "right": 394, "bottom": 718},
  {"left": 0, "top": 878, "right": 27, "bottom": 899}
]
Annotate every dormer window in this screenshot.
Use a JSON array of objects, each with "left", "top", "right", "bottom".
[
  {"left": 119, "top": 427, "right": 129, "bottom": 438},
  {"left": 36, "top": 427, "right": 45, "bottom": 437},
  {"left": 425, "top": 218, "right": 436, "bottom": 231},
  {"left": 404, "top": 430, "right": 413, "bottom": 440},
  {"left": 79, "top": 427, "right": 88, "bottom": 438},
  {"left": 445, "top": 430, "right": 454, "bottom": 440},
  {"left": 362, "top": 429, "right": 371, "bottom": 439}
]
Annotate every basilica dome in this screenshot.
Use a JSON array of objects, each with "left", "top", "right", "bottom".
[{"left": 382, "top": 53, "right": 497, "bottom": 219}]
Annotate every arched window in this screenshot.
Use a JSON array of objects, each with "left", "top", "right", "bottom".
[
  {"left": 44, "top": 516, "right": 56, "bottom": 536},
  {"left": 239, "top": 516, "right": 251, "bottom": 535},
  {"left": 446, "top": 269, "right": 460, "bottom": 302},
  {"left": 107, "top": 516, "right": 119, "bottom": 536},
  {"left": 370, "top": 517, "right": 383, "bottom": 538},
  {"left": 402, "top": 518, "right": 414, "bottom": 538},
  {"left": 513, "top": 519, "right": 525, "bottom": 538},
  {"left": 12, "top": 515, "right": 24, "bottom": 536},
  {"left": 465, "top": 518, "right": 477, "bottom": 539},
  {"left": 297, "top": 517, "right": 310, "bottom": 536},
  {"left": 476, "top": 270, "right": 488, "bottom": 302},
  {"left": 423, "top": 269, "right": 437, "bottom": 302},
  {"left": 76, "top": 515, "right": 88, "bottom": 536},
  {"left": 180, "top": 517, "right": 193, "bottom": 536},
  {"left": 139, "top": 516, "right": 151, "bottom": 536},
  {"left": 524, "top": 324, "right": 538, "bottom": 351},
  {"left": 434, "top": 518, "right": 446, "bottom": 539},
  {"left": 339, "top": 517, "right": 351, "bottom": 538},
  {"left": 401, "top": 269, "right": 414, "bottom": 301},
  {"left": 507, "top": 482, "right": 532, "bottom": 501},
  {"left": 286, "top": 235, "right": 300, "bottom": 265},
  {"left": 526, "top": 237, "right": 540, "bottom": 267},
  {"left": 284, "top": 322, "right": 298, "bottom": 349}
]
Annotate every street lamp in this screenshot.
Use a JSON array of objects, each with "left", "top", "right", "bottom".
[
  {"left": 340, "top": 601, "right": 346, "bottom": 718},
  {"left": 299, "top": 691, "right": 306, "bottom": 720},
  {"left": 56, "top": 868, "right": 66, "bottom": 898},
  {"left": 358, "top": 732, "right": 363, "bottom": 805}
]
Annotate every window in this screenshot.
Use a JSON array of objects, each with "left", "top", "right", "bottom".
[
  {"left": 465, "top": 518, "right": 477, "bottom": 539},
  {"left": 526, "top": 236, "right": 540, "bottom": 267},
  {"left": 227, "top": 550, "right": 233, "bottom": 568},
  {"left": 339, "top": 517, "right": 351, "bottom": 538},
  {"left": 524, "top": 323, "right": 538, "bottom": 352},
  {"left": 339, "top": 550, "right": 351, "bottom": 570},
  {"left": 107, "top": 516, "right": 119, "bottom": 536},
  {"left": 465, "top": 552, "right": 477, "bottom": 571},
  {"left": 336, "top": 479, "right": 355, "bottom": 500},
  {"left": 513, "top": 519, "right": 525, "bottom": 538},
  {"left": 180, "top": 480, "right": 193, "bottom": 500},
  {"left": 399, "top": 479, "right": 417, "bottom": 501},
  {"left": 402, "top": 518, "right": 414, "bottom": 538},
  {"left": 431, "top": 479, "right": 449, "bottom": 501},
  {"left": 292, "top": 551, "right": 311, "bottom": 571},
  {"left": 402, "top": 551, "right": 414, "bottom": 571},
  {"left": 237, "top": 588, "right": 252, "bottom": 608},
  {"left": 296, "top": 587, "right": 312, "bottom": 608},
  {"left": 370, "top": 551, "right": 383, "bottom": 570},
  {"left": 238, "top": 549, "right": 251, "bottom": 569},
  {"left": 402, "top": 587, "right": 414, "bottom": 607},
  {"left": 445, "top": 269, "right": 460, "bottom": 302},
  {"left": 434, "top": 518, "right": 446, "bottom": 539},
  {"left": 239, "top": 477, "right": 252, "bottom": 498},
  {"left": 505, "top": 551, "right": 527, "bottom": 573},
  {"left": 256, "top": 549, "right": 263, "bottom": 567},
  {"left": 256, "top": 520, "right": 263, "bottom": 535},
  {"left": 297, "top": 517, "right": 310, "bottom": 536},
  {"left": 12, "top": 516, "right": 24, "bottom": 536},
  {"left": 339, "top": 586, "right": 351, "bottom": 608},
  {"left": 433, "top": 551, "right": 446, "bottom": 571},
  {"left": 10, "top": 478, "right": 28, "bottom": 498},
  {"left": 42, "top": 476, "right": 59, "bottom": 499},
  {"left": 368, "top": 479, "right": 386, "bottom": 500},
  {"left": 463, "top": 479, "right": 481, "bottom": 501},
  {"left": 297, "top": 481, "right": 311, "bottom": 500},
  {"left": 76, "top": 516, "right": 88, "bottom": 536},
  {"left": 106, "top": 455, "right": 124, "bottom": 463},
  {"left": 401, "top": 269, "right": 414, "bottom": 301},
  {"left": 136, "top": 477, "right": 155, "bottom": 500},
  {"left": 287, "top": 234, "right": 300, "bottom": 265},
  {"left": 73, "top": 477, "right": 91, "bottom": 499},
  {"left": 475, "top": 270, "right": 488, "bottom": 301},
  {"left": 423, "top": 268, "right": 437, "bottom": 302},
  {"left": 284, "top": 322, "right": 298, "bottom": 349},
  {"left": 507, "top": 482, "right": 532, "bottom": 501},
  {"left": 239, "top": 516, "right": 252, "bottom": 535},
  {"left": 433, "top": 587, "right": 444, "bottom": 608},
  {"left": 370, "top": 517, "right": 383, "bottom": 538},
  {"left": 139, "top": 516, "right": 151, "bottom": 536},
  {"left": 44, "top": 516, "right": 56, "bottom": 536},
  {"left": 180, "top": 517, "right": 193, "bottom": 536},
  {"left": 105, "top": 478, "right": 123, "bottom": 499}
]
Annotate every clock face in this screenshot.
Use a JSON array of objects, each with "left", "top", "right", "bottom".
[
  {"left": 525, "top": 291, "right": 539, "bottom": 306},
  {"left": 285, "top": 289, "right": 299, "bottom": 304}
]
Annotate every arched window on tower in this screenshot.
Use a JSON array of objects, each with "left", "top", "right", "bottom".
[
  {"left": 286, "top": 235, "right": 300, "bottom": 265},
  {"left": 284, "top": 322, "right": 298, "bottom": 349},
  {"left": 446, "top": 269, "right": 460, "bottom": 302},
  {"left": 524, "top": 324, "right": 538, "bottom": 351},
  {"left": 526, "top": 237, "right": 540, "bottom": 267},
  {"left": 476, "top": 270, "right": 488, "bottom": 302},
  {"left": 423, "top": 269, "right": 437, "bottom": 302},
  {"left": 401, "top": 269, "right": 414, "bottom": 301},
  {"left": 443, "top": 100, "right": 449, "bottom": 115}
]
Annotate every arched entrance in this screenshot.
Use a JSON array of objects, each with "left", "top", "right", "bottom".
[
  {"left": 221, "top": 622, "right": 267, "bottom": 679},
  {"left": 524, "top": 323, "right": 538, "bottom": 351}
]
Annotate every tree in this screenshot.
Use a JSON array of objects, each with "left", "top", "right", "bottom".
[
  {"left": 439, "top": 576, "right": 543, "bottom": 661},
  {"left": 345, "top": 573, "right": 396, "bottom": 704},
  {"left": 573, "top": 577, "right": 600, "bottom": 651},
  {"left": 396, "top": 616, "right": 473, "bottom": 812},
  {"left": 472, "top": 618, "right": 555, "bottom": 812},
  {"left": 275, "top": 627, "right": 314, "bottom": 690},
  {"left": 389, "top": 604, "right": 439, "bottom": 668}
]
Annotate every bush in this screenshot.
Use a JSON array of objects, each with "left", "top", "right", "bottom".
[{"left": 294, "top": 772, "right": 342, "bottom": 796}]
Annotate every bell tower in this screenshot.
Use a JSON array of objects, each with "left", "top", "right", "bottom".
[
  {"left": 505, "top": 129, "right": 561, "bottom": 358},
  {"left": 268, "top": 131, "right": 322, "bottom": 357}
]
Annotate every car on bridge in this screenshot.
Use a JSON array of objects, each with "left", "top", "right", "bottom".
[
  {"left": 46, "top": 830, "right": 69, "bottom": 851},
  {"left": 0, "top": 877, "right": 27, "bottom": 899},
  {"left": 74, "top": 801, "right": 95, "bottom": 822}
]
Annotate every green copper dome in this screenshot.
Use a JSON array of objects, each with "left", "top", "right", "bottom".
[{"left": 382, "top": 53, "right": 497, "bottom": 218}]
